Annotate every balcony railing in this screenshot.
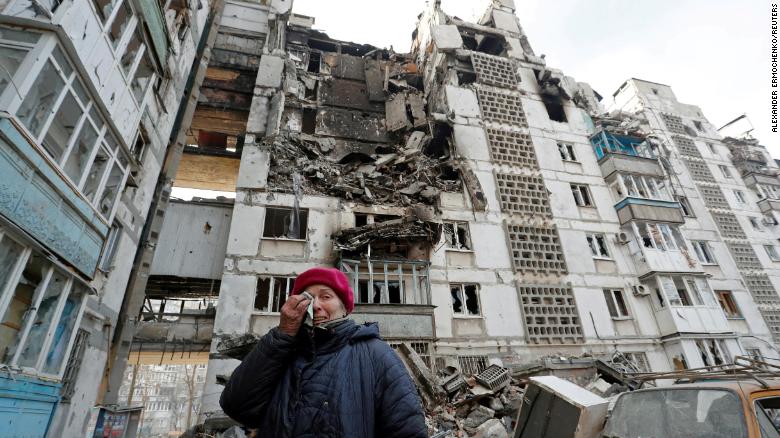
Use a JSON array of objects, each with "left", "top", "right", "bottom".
[
  {"left": 590, "top": 130, "right": 655, "bottom": 160},
  {"left": 339, "top": 258, "right": 432, "bottom": 305}
]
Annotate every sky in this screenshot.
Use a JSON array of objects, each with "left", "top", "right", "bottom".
[{"left": 291, "top": 0, "right": 776, "bottom": 157}]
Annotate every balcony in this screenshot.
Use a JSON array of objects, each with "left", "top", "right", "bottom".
[
  {"left": 758, "top": 198, "right": 780, "bottom": 214},
  {"left": 642, "top": 275, "right": 731, "bottom": 337},
  {"left": 625, "top": 221, "right": 701, "bottom": 277},
  {"left": 590, "top": 131, "right": 663, "bottom": 179},
  {"left": 338, "top": 258, "right": 435, "bottom": 340},
  {"left": 615, "top": 198, "right": 684, "bottom": 225}
]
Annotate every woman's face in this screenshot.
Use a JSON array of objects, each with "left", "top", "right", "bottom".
[{"left": 304, "top": 284, "right": 346, "bottom": 325}]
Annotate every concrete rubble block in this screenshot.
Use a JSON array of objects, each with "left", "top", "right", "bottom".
[
  {"left": 465, "top": 405, "right": 495, "bottom": 429},
  {"left": 236, "top": 146, "right": 270, "bottom": 189},
  {"left": 226, "top": 205, "right": 264, "bottom": 256},
  {"left": 216, "top": 333, "right": 260, "bottom": 360},
  {"left": 432, "top": 24, "right": 463, "bottom": 50},
  {"left": 453, "top": 125, "right": 490, "bottom": 161},
  {"left": 445, "top": 85, "right": 480, "bottom": 118},
  {"left": 476, "top": 418, "right": 509, "bottom": 438},
  {"left": 255, "top": 55, "right": 286, "bottom": 88},
  {"left": 491, "top": 9, "right": 521, "bottom": 34},
  {"left": 222, "top": 425, "right": 247, "bottom": 438},
  {"left": 396, "top": 342, "right": 447, "bottom": 409}
]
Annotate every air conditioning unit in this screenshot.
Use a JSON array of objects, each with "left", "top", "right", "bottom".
[
  {"left": 615, "top": 232, "right": 630, "bottom": 245},
  {"left": 632, "top": 285, "right": 649, "bottom": 296}
]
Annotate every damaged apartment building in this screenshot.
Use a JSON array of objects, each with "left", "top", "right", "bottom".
[
  {"left": 3, "top": 0, "right": 780, "bottom": 435},
  {"left": 139, "top": 0, "right": 780, "bottom": 429},
  {"left": 0, "top": 0, "right": 212, "bottom": 433}
]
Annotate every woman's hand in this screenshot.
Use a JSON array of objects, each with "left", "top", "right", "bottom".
[{"left": 279, "top": 294, "right": 311, "bottom": 336}]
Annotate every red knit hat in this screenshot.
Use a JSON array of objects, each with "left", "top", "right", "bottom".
[{"left": 292, "top": 267, "right": 355, "bottom": 313}]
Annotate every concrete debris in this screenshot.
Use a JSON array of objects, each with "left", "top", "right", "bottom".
[
  {"left": 333, "top": 217, "right": 441, "bottom": 252},
  {"left": 475, "top": 419, "right": 509, "bottom": 438},
  {"left": 216, "top": 333, "right": 261, "bottom": 360},
  {"left": 222, "top": 426, "right": 247, "bottom": 438},
  {"left": 396, "top": 343, "right": 448, "bottom": 410},
  {"left": 265, "top": 133, "right": 461, "bottom": 206}
]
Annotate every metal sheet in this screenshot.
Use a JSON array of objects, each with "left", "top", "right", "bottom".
[{"left": 150, "top": 201, "right": 233, "bottom": 279}]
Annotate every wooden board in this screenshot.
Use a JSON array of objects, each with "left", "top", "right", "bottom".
[
  {"left": 173, "top": 153, "right": 240, "bottom": 192},
  {"left": 190, "top": 106, "right": 249, "bottom": 136}
]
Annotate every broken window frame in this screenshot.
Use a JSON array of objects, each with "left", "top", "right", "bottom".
[
  {"left": 750, "top": 217, "right": 762, "bottom": 231},
  {"left": 339, "top": 259, "right": 431, "bottom": 306},
  {"left": 0, "top": 229, "right": 89, "bottom": 380},
  {"left": 450, "top": 283, "right": 481, "bottom": 317},
  {"left": 621, "top": 352, "right": 650, "bottom": 372},
  {"left": 655, "top": 275, "right": 717, "bottom": 308},
  {"left": 5, "top": 37, "right": 130, "bottom": 224},
  {"left": 0, "top": 27, "right": 41, "bottom": 104},
  {"left": 262, "top": 207, "right": 309, "bottom": 240},
  {"left": 557, "top": 142, "right": 577, "bottom": 162},
  {"left": 442, "top": 221, "right": 472, "bottom": 251},
  {"left": 691, "top": 241, "right": 716, "bottom": 265},
  {"left": 616, "top": 173, "right": 672, "bottom": 202},
  {"left": 603, "top": 288, "right": 631, "bottom": 319},
  {"left": 632, "top": 222, "right": 686, "bottom": 253},
  {"left": 585, "top": 233, "right": 610, "bottom": 259},
  {"left": 254, "top": 276, "right": 294, "bottom": 313},
  {"left": 757, "top": 184, "right": 780, "bottom": 201},
  {"left": 98, "top": 221, "right": 123, "bottom": 272},
  {"left": 570, "top": 183, "right": 593, "bottom": 207},
  {"left": 676, "top": 195, "right": 695, "bottom": 217},
  {"left": 716, "top": 290, "right": 741, "bottom": 318}
]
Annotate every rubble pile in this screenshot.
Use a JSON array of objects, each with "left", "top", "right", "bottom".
[
  {"left": 266, "top": 132, "right": 461, "bottom": 206},
  {"left": 425, "top": 365, "right": 523, "bottom": 438},
  {"left": 333, "top": 217, "right": 441, "bottom": 252}
]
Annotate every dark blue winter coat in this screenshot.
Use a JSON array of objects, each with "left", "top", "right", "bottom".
[{"left": 219, "top": 319, "right": 427, "bottom": 437}]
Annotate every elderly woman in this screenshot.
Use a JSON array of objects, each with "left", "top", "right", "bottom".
[{"left": 220, "top": 267, "right": 427, "bottom": 437}]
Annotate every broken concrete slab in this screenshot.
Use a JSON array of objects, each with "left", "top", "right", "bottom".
[
  {"left": 432, "top": 25, "right": 463, "bottom": 50},
  {"left": 445, "top": 85, "right": 480, "bottom": 118},
  {"left": 333, "top": 218, "right": 441, "bottom": 252},
  {"left": 396, "top": 342, "right": 447, "bottom": 410},
  {"left": 476, "top": 418, "right": 509, "bottom": 438},
  {"left": 216, "top": 333, "right": 260, "bottom": 360},
  {"left": 491, "top": 9, "right": 521, "bottom": 34},
  {"left": 465, "top": 405, "right": 495, "bottom": 429},
  {"left": 256, "top": 55, "right": 286, "bottom": 88}
]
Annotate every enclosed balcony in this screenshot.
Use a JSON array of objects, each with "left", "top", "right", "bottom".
[
  {"left": 641, "top": 274, "right": 731, "bottom": 337},
  {"left": 590, "top": 130, "right": 664, "bottom": 179},
  {"left": 606, "top": 172, "right": 683, "bottom": 225},
  {"left": 625, "top": 221, "right": 701, "bottom": 276}
]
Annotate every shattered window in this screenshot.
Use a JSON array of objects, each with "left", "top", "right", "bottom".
[
  {"left": 677, "top": 195, "right": 694, "bottom": 216},
  {"left": 107, "top": 0, "right": 132, "bottom": 49},
  {"left": 63, "top": 119, "right": 99, "bottom": 185},
  {"left": 98, "top": 160, "right": 126, "bottom": 217},
  {"left": 557, "top": 142, "right": 576, "bottom": 162},
  {"left": 16, "top": 270, "right": 69, "bottom": 369},
  {"left": 131, "top": 52, "right": 154, "bottom": 102},
  {"left": 451, "top": 284, "right": 480, "bottom": 316},
  {"left": 570, "top": 184, "right": 592, "bottom": 207},
  {"left": 17, "top": 60, "right": 65, "bottom": 139},
  {"left": 603, "top": 389, "right": 747, "bottom": 438},
  {"left": 43, "top": 282, "right": 86, "bottom": 375},
  {"left": 755, "top": 398, "right": 780, "bottom": 436},
  {"left": 91, "top": 0, "right": 121, "bottom": 23},
  {"left": 603, "top": 289, "right": 630, "bottom": 318},
  {"left": 255, "top": 277, "right": 292, "bottom": 312},
  {"left": 443, "top": 222, "right": 471, "bottom": 250},
  {"left": 82, "top": 146, "right": 110, "bottom": 202},
  {"left": 120, "top": 28, "right": 143, "bottom": 77},
  {"left": 42, "top": 91, "right": 83, "bottom": 164},
  {"left": 263, "top": 208, "right": 308, "bottom": 239},
  {"left": 586, "top": 233, "right": 609, "bottom": 258},
  {"left": 0, "top": 46, "right": 28, "bottom": 97}
]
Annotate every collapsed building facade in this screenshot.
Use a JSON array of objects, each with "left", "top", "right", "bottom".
[{"left": 2, "top": 0, "right": 780, "bottom": 435}]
